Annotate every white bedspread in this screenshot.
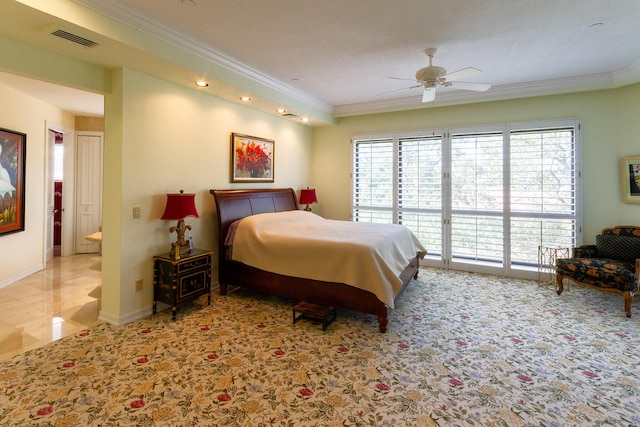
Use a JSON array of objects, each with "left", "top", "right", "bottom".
[{"left": 229, "top": 211, "right": 426, "bottom": 308}]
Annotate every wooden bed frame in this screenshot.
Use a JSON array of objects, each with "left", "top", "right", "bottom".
[{"left": 210, "top": 188, "right": 420, "bottom": 332}]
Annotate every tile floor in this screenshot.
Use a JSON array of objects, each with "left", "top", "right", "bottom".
[{"left": 0, "top": 254, "right": 102, "bottom": 362}]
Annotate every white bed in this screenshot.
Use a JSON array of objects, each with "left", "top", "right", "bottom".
[
  {"left": 211, "top": 188, "right": 426, "bottom": 332},
  {"left": 228, "top": 210, "right": 426, "bottom": 309}
]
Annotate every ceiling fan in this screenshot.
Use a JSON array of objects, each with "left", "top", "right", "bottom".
[{"left": 386, "top": 48, "right": 491, "bottom": 102}]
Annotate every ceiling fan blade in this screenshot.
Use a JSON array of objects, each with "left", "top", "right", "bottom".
[
  {"left": 450, "top": 81, "right": 491, "bottom": 92},
  {"left": 388, "top": 76, "right": 418, "bottom": 82},
  {"left": 376, "top": 84, "right": 422, "bottom": 97},
  {"left": 443, "top": 67, "right": 481, "bottom": 82},
  {"left": 422, "top": 87, "right": 436, "bottom": 102}
]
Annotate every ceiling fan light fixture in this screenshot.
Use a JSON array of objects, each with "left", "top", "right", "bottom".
[
  {"left": 385, "top": 47, "right": 491, "bottom": 103},
  {"left": 416, "top": 66, "right": 446, "bottom": 82}
]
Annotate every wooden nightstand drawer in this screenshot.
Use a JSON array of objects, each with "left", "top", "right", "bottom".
[
  {"left": 177, "top": 268, "right": 208, "bottom": 300},
  {"left": 177, "top": 256, "right": 209, "bottom": 273}
]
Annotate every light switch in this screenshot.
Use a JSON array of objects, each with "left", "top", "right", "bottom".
[{"left": 133, "top": 206, "right": 141, "bottom": 218}]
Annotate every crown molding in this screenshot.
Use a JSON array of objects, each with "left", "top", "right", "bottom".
[
  {"left": 613, "top": 58, "right": 640, "bottom": 86},
  {"left": 72, "top": 0, "right": 332, "bottom": 115},
  {"left": 69, "top": 0, "right": 640, "bottom": 121},
  {"left": 332, "top": 70, "right": 640, "bottom": 117}
]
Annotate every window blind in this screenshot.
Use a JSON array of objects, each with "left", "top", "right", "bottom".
[{"left": 352, "top": 120, "right": 580, "bottom": 276}]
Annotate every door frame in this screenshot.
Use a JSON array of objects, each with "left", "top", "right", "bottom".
[
  {"left": 75, "top": 130, "right": 103, "bottom": 254},
  {"left": 44, "top": 121, "right": 75, "bottom": 263}
]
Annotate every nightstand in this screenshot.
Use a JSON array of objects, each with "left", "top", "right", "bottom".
[{"left": 153, "top": 249, "right": 213, "bottom": 320}]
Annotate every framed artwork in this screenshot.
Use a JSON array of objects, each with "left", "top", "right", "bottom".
[
  {"left": 0, "top": 127, "right": 26, "bottom": 236},
  {"left": 231, "top": 133, "right": 274, "bottom": 183},
  {"left": 621, "top": 155, "right": 640, "bottom": 203}
]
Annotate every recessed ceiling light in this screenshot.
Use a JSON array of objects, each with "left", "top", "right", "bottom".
[
  {"left": 301, "top": 117, "right": 309, "bottom": 122},
  {"left": 195, "top": 80, "right": 209, "bottom": 87},
  {"left": 240, "top": 96, "right": 251, "bottom": 101},
  {"left": 276, "top": 108, "right": 286, "bottom": 113}
]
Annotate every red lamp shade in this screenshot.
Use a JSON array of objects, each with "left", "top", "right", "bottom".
[
  {"left": 299, "top": 188, "right": 317, "bottom": 205},
  {"left": 161, "top": 191, "right": 199, "bottom": 220},
  {"left": 299, "top": 188, "right": 317, "bottom": 212}
]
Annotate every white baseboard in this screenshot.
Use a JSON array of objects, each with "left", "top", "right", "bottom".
[
  {"left": 98, "top": 306, "right": 154, "bottom": 326},
  {"left": 0, "top": 265, "right": 44, "bottom": 290}
]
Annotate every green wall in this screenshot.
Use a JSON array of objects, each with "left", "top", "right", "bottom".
[
  {"left": 0, "top": 80, "right": 75, "bottom": 286},
  {"left": 311, "top": 84, "right": 640, "bottom": 241},
  {"left": 0, "top": 35, "right": 313, "bottom": 324},
  {"left": 2, "top": 25, "right": 640, "bottom": 322},
  {"left": 101, "top": 68, "right": 313, "bottom": 323}
]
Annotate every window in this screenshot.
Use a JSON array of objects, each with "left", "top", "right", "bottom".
[
  {"left": 450, "top": 131, "right": 503, "bottom": 263},
  {"left": 352, "top": 137, "right": 394, "bottom": 223},
  {"left": 352, "top": 120, "right": 580, "bottom": 277},
  {"left": 509, "top": 126, "right": 578, "bottom": 267}
]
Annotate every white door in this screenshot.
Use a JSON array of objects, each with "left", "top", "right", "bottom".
[
  {"left": 45, "top": 130, "right": 56, "bottom": 261},
  {"left": 75, "top": 133, "right": 103, "bottom": 253}
]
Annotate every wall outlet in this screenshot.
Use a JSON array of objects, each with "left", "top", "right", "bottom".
[
  {"left": 135, "top": 279, "right": 143, "bottom": 291},
  {"left": 133, "top": 206, "right": 141, "bottom": 218}
]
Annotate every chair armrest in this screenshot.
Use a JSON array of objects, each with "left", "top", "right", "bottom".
[
  {"left": 573, "top": 245, "right": 597, "bottom": 258},
  {"left": 636, "top": 259, "right": 640, "bottom": 279}
]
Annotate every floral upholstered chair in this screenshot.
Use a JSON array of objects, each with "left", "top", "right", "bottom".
[{"left": 555, "top": 225, "right": 640, "bottom": 317}]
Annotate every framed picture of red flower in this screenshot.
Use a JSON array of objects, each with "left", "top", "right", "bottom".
[{"left": 231, "top": 133, "right": 274, "bottom": 183}]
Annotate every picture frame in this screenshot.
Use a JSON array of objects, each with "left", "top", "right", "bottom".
[
  {"left": 230, "top": 133, "right": 274, "bottom": 183},
  {"left": 0, "top": 127, "right": 26, "bottom": 236},
  {"left": 621, "top": 155, "right": 640, "bottom": 203}
]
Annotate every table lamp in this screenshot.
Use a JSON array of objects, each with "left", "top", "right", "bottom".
[
  {"left": 299, "top": 187, "right": 318, "bottom": 212},
  {"left": 161, "top": 190, "right": 199, "bottom": 257}
]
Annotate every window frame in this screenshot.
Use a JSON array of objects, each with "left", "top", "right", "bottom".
[{"left": 352, "top": 119, "right": 582, "bottom": 279}]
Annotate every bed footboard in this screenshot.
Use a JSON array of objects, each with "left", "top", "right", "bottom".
[{"left": 217, "top": 254, "right": 420, "bottom": 333}]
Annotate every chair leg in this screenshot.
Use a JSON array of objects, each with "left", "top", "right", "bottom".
[
  {"left": 624, "top": 292, "right": 632, "bottom": 318},
  {"left": 556, "top": 275, "right": 564, "bottom": 295}
]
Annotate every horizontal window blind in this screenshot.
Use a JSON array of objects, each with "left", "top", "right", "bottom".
[
  {"left": 398, "top": 136, "right": 442, "bottom": 209},
  {"left": 450, "top": 132, "right": 503, "bottom": 265},
  {"left": 509, "top": 127, "right": 577, "bottom": 265},
  {"left": 451, "top": 132, "right": 503, "bottom": 211},
  {"left": 510, "top": 128, "right": 575, "bottom": 214},
  {"left": 398, "top": 135, "right": 443, "bottom": 255},
  {"left": 352, "top": 138, "right": 393, "bottom": 223},
  {"left": 352, "top": 120, "right": 580, "bottom": 275}
]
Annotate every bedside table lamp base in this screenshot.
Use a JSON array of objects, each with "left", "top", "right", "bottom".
[{"left": 169, "top": 218, "right": 192, "bottom": 258}]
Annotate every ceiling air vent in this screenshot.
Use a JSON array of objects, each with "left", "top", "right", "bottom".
[
  {"left": 51, "top": 29, "right": 99, "bottom": 48},
  {"left": 282, "top": 112, "right": 299, "bottom": 119}
]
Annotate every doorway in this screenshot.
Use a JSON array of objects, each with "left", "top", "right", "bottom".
[
  {"left": 45, "top": 125, "right": 104, "bottom": 261},
  {"left": 45, "top": 125, "right": 73, "bottom": 261},
  {"left": 53, "top": 132, "right": 63, "bottom": 256}
]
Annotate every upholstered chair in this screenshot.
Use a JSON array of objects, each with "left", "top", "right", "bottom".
[{"left": 555, "top": 225, "right": 640, "bottom": 317}]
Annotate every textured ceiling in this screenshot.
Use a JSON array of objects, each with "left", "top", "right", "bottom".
[
  {"left": 104, "top": 0, "right": 640, "bottom": 109},
  {"left": 1, "top": 0, "right": 639, "bottom": 124}
]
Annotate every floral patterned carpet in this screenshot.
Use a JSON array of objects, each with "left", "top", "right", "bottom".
[{"left": 0, "top": 268, "right": 638, "bottom": 426}]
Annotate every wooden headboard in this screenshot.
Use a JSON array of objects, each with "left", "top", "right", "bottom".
[{"left": 209, "top": 188, "right": 298, "bottom": 279}]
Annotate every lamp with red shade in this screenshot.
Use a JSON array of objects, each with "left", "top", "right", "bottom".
[
  {"left": 299, "top": 187, "right": 317, "bottom": 212},
  {"left": 161, "top": 190, "right": 199, "bottom": 257}
]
